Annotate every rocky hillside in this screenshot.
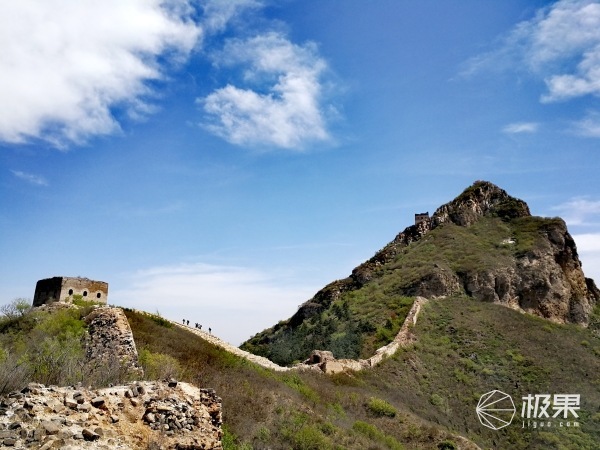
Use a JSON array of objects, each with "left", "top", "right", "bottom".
[{"left": 242, "top": 180, "right": 600, "bottom": 364}]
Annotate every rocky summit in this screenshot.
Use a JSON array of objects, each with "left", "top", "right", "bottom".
[{"left": 242, "top": 180, "right": 600, "bottom": 365}]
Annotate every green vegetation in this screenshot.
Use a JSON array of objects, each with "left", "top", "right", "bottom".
[
  {"left": 352, "top": 421, "right": 405, "bottom": 450},
  {"left": 244, "top": 210, "right": 574, "bottom": 366},
  {"left": 71, "top": 294, "right": 102, "bottom": 308},
  {"left": 2, "top": 294, "right": 599, "bottom": 449},
  {"left": 242, "top": 295, "right": 414, "bottom": 364},
  {"left": 123, "top": 308, "right": 466, "bottom": 450},
  {"left": 0, "top": 297, "right": 30, "bottom": 319},
  {"left": 362, "top": 296, "right": 600, "bottom": 450},
  {"left": 367, "top": 397, "right": 398, "bottom": 418},
  {"left": 2, "top": 186, "right": 597, "bottom": 448},
  {"left": 129, "top": 298, "right": 600, "bottom": 448},
  {"left": 0, "top": 300, "right": 134, "bottom": 393},
  {"left": 138, "top": 349, "right": 181, "bottom": 380}
]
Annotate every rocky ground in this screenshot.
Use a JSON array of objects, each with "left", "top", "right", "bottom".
[{"left": 0, "top": 380, "right": 222, "bottom": 449}]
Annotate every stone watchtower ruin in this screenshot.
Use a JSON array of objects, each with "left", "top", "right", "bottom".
[
  {"left": 33, "top": 277, "right": 108, "bottom": 307},
  {"left": 415, "top": 212, "right": 430, "bottom": 225}
]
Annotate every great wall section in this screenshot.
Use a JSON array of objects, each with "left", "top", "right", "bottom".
[
  {"left": 0, "top": 284, "right": 429, "bottom": 449},
  {"left": 161, "top": 295, "right": 429, "bottom": 374}
]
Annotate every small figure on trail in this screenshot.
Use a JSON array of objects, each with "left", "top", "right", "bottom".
[
  {"left": 199, "top": 324, "right": 202, "bottom": 330},
  {"left": 183, "top": 319, "right": 185, "bottom": 324},
  {"left": 186, "top": 320, "right": 189, "bottom": 326},
  {"left": 208, "top": 327, "right": 212, "bottom": 334}
]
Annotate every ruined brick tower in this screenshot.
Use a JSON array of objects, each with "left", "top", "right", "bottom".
[
  {"left": 33, "top": 277, "right": 108, "bottom": 307},
  {"left": 414, "top": 212, "right": 430, "bottom": 225}
]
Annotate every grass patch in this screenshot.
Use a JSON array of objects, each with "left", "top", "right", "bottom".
[
  {"left": 366, "top": 397, "right": 397, "bottom": 417},
  {"left": 352, "top": 421, "right": 405, "bottom": 450}
]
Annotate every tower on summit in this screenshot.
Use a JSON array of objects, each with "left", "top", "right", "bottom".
[
  {"left": 33, "top": 276, "right": 108, "bottom": 307},
  {"left": 415, "top": 212, "right": 430, "bottom": 225}
]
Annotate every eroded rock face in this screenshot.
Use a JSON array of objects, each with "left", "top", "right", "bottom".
[
  {"left": 0, "top": 381, "right": 222, "bottom": 449},
  {"left": 459, "top": 218, "right": 598, "bottom": 324}
]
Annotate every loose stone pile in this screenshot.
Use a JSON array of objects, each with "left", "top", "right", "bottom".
[
  {"left": 142, "top": 382, "right": 221, "bottom": 437},
  {"left": 0, "top": 381, "right": 222, "bottom": 449}
]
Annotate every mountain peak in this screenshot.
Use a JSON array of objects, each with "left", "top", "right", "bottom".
[
  {"left": 242, "top": 181, "right": 599, "bottom": 366},
  {"left": 432, "top": 180, "right": 531, "bottom": 227}
]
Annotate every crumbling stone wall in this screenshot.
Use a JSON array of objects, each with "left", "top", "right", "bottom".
[
  {"left": 33, "top": 277, "right": 108, "bottom": 307},
  {"left": 302, "top": 297, "right": 429, "bottom": 374},
  {"left": 84, "top": 307, "right": 143, "bottom": 378},
  {"left": 0, "top": 380, "right": 222, "bottom": 449}
]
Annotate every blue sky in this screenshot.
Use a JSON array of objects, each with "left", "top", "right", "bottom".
[{"left": 2, "top": 0, "right": 600, "bottom": 345}]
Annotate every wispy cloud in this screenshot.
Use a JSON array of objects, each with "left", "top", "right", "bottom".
[
  {"left": 11, "top": 170, "right": 48, "bottom": 186},
  {"left": 572, "top": 110, "right": 600, "bottom": 136},
  {"left": 573, "top": 233, "right": 600, "bottom": 283},
  {"left": 464, "top": 0, "right": 600, "bottom": 103},
  {"left": 551, "top": 197, "right": 600, "bottom": 225},
  {"left": 502, "top": 122, "right": 539, "bottom": 134},
  {"left": 550, "top": 200, "right": 600, "bottom": 282},
  {"left": 575, "top": 233, "right": 600, "bottom": 252},
  {"left": 201, "top": 32, "right": 334, "bottom": 150},
  {"left": 0, "top": 1, "right": 201, "bottom": 147},
  {"left": 552, "top": 195, "right": 600, "bottom": 282},
  {"left": 201, "top": 0, "right": 261, "bottom": 34},
  {"left": 115, "top": 200, "right": 185, "bottom": 218},
  {"left": 112, "top": 262, "right": 314, "bottom": 345}
]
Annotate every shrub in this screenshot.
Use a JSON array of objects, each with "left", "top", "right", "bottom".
[
  {"left": 430, "top": 393, "right": 444, "bottom": 407},
  {"left": 71, "top": 296, "right": 101, "bottom": 308},
  {"left": 149, "top": 313, "right": 172, "bottom": 328},
  {"left": 289, "top": 425, "right": 331, "bottom": 450},
  {"left": 366, "top": 397, "right": 397, "bottom": 417},
  {"left": 138, "top": 349, "right": 181, "bottom": 380},
  {"left": 352, "top": 421, "right": 404, "bottom": 450},
  {"left": 0, "top": 298, "right": 31, "bottom": 319}
]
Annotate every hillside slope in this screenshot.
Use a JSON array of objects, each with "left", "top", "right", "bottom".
[
  {"left": 123, "top": 308, "right": 483, "bottom": 450},
  {"left": 242, "top": 181, "right": 600, "bottom": 365},
  {"left": 123, "top": 301, "right": 600, "bottom": 450}
]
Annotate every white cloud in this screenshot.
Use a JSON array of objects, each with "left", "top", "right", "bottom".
[
  {"left": 201, "top": 32, "right": 332, "bottom": 150},
  {"left": 465, "top": 0, "right": 600, "bottom": 103},
  {"left": 112, "top": 262, "right": 314, "bottom": 345},
  {"left": 502, "top": 122, "right": 539, "bottom": 134},
  {"left": 550, "top": 201, "right": 600, "bottom": 283},
  {"left": 533, "top": 0, "right": 600, "bottom": 102},
  {"left": 573, "top": 233, "right": 600, "bottom": 284},
  {"left": 201, "top": 0, "right": 261, "bottom": 34},
  {"left": 551, "top": 197, "right": 600, "bottom": 225},
  {"left": 575, "top": 233, "right": 600, "bottom": 252},
  {"left": 0, "top": 0, "right": 201, "bottom": 146},
  {"left": 573, "top": 110, "right": 600, "bottom": 136},
  {"left": 11, "top": 170, "right": 48, "bottom": 186}
]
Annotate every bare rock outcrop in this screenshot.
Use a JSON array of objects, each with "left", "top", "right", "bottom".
[
  {"left": 0, "top": 381, "right": 222, "bottom": 449},
  {"left": 456, "top": 217, "right": 598, "bottom": 324}
]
